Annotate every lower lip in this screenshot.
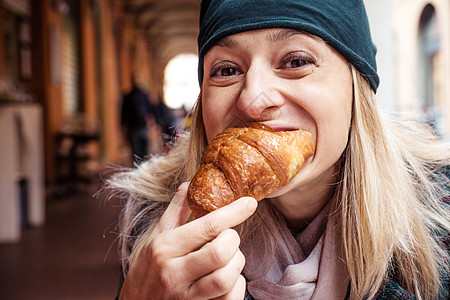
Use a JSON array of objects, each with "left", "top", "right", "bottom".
[{"left": 266, "top": 125, "right": 300, "bottom": 132}]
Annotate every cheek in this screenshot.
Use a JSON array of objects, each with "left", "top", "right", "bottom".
[
  {"left": 298, "top": 69, "right": 352, "bottom": 165},
  {"left": 201, "top": 88, "right": 233, "bottom": 141},
  {"left": 321, "top": 108, "right": 351, "bottom": 156},
  {"left": 201, "top": 98, "right": 217, "bottom": 141},
  {"left": 314, "top": 88, "right": 352, "bottom": 165}
]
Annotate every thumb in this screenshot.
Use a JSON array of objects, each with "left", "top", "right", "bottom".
[{"left": 154, "top": 182, "right": 192, "bottom": 234}]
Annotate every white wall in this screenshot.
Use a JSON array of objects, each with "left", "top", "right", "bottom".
[{"left": 364, "top": 0, "right": 396, "bottom": 112}]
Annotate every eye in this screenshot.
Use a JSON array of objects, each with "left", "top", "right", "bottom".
[
  {"left": 280, "top": 52, "right": 315, "bottom": 69},
  {"left": 287, "top": 59, "right": 308, "bottom": 68},
  {"left": 210, "top": 62, "right": 242, "bottom": 78},
  {"left": 219, "top": 67, "right": 237, "bottom": 76}
]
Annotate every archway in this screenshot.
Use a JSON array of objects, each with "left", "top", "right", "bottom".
[
  {"left": 163, "top": 53, "right": 200, "bottom": 110},
  {"left": 417, "top": 4, "right": 441, "bottom": 132}
]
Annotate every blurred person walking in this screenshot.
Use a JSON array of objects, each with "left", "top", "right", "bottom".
[{"left": 120, "top": 76, "right": 155, "bottom": 164}]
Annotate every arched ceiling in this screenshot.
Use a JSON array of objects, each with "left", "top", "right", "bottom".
[{"left": 123, "top": 0, "right": 200, "bottom": 66}]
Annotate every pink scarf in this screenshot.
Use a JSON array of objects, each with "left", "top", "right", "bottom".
[{"left": 241, "top": 203, "right": 349, "bottom": 299}]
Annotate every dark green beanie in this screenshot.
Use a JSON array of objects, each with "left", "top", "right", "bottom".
[{"left": 198, "top": 0, "right": 380, "bottom": 92}]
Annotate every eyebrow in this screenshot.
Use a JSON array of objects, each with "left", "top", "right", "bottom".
[
  {"left": 269, "top": 29, "right": 322, "bottom": 43},
  {"left": 215, "top": 36, "right": 239, "bottom": 48},
  {"left": 268, "top": 28, "right": 306, "bottom": 43}
]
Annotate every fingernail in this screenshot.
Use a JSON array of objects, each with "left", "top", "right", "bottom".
[{"left": 247, "top": 198, "right": 257, "bottom": 212}]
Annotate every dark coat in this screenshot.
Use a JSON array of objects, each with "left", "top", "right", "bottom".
[{"left": 244, "top": 275, "right": 449, "bottom": 299}]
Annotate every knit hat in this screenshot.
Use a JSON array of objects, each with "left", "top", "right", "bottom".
[{"left": 198, "top": 0, "right": 380, "bottom": 92}]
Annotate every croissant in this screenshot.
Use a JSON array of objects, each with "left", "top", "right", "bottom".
[{"left": 187, "top": 123, "right": 315, "bottom": 218}]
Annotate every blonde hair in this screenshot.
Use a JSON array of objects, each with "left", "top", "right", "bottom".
[
  {"left": 338, "top": 67, "right": 449, "bottom": 299},
  {"left": 104, "top": 98, "right": 206, "bottom": 264},
  {"left": 105, "top": 67, "right": 449, "bottom": 299}
]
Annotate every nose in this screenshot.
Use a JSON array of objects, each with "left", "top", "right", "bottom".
[{"left": 236, "top": 65, "right": 284, "bottom": 120}]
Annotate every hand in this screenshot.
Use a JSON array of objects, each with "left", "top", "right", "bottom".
[{"left": 119, "top": 182, "right": 258, "bottom": 300}]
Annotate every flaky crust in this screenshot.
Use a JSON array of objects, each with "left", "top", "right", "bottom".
[{"left": 187, "top": 123, "right": 315, "bottom": 218}]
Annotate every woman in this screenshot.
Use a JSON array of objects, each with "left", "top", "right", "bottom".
[{"left": 107, "top": 0, "right": 450, "bottom": 299}]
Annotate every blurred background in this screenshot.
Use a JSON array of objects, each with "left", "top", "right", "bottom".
[{"left": 0, "top": 0, "right": 449, "bottom": 299}]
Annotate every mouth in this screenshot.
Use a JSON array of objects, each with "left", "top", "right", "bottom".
[
  {"left": 227, "top": 119, "right": 302, "bottom": 133},
  {"left": 254, "top": 121, "right": 302, "bottom": 133}
]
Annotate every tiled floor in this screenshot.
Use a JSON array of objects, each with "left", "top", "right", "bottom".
[{"left": 0, "top": 184, "right": 123, "bottom": 300}]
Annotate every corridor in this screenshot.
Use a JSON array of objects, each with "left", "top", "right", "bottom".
[
  {"left": 0, "top": 184, "right": 122, "bottom": 300},
  {"left": 0, "top": 0, "right": 449, "bottom": 299}
]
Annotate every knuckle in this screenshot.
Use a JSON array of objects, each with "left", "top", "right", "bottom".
[
  {"left": 237, "top": 251, "right": 246, "bottom": 272},
  {"left": 159, "top": 268, "right": 177, "bottom": 291},
  {"left": 225, "top": 228, "right": 240, "bottom": 244},
  {"left": 202, "top": 218, "right": 223, "bottom": 238},
  {"left": 234, "top": 275, "right": 247, "bottom": 299},
  {"left": 146, "top": 237, "right": 168, "bottom": 266},
  {"left": 145, "top": 243, "right": 180, "bottom": 294},
  {"left": 210, "top": 273, "right": 233, "bottom": 294},
  {"left": 139, "top": 234, "right": 188, "bottom": 299},
  {"left": 207, "top": 242, "right": 228, "bottom": 266}
]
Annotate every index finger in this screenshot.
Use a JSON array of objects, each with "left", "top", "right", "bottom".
[
  {"left": 152, "top": 182, "right": 192, "bottom": 236},
  {"left": 166, "top": 197, "right": 258, "bottom": 256}
]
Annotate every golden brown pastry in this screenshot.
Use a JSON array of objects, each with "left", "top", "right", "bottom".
[{"left": 187, "top": 123, "right": 315, "bottom": 218}]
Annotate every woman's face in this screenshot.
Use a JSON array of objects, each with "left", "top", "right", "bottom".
[{"left": 201, "top": 28, "right": 353, "bottom": 218}]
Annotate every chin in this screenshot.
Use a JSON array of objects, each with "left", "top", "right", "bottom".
[
  {"left": 266, "top": 187, "right": 287, "bottom": 198},
  {"left": 266, "top": 158, "right": 313, "bottom": 198},
  {"left": 266, "top": 176, "right": 299, "bottom": 198}
]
